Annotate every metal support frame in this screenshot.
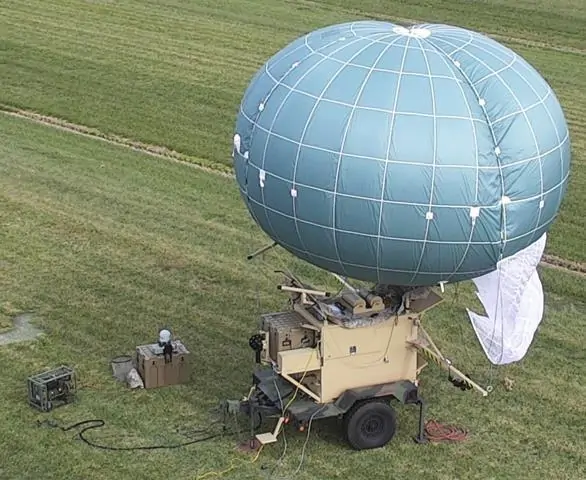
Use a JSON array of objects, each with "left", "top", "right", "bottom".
[
  {"left": 412, "top": 342, "right": 488, "bottom": 396},
  {"left": 280, "top": 372, "right": 321, "bottom": 403},
  {"left": 409, "top": 323, "right": 489, "bottom": 397}
]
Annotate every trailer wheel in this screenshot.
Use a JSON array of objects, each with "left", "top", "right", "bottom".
[{"left": 343, "top": 400, "right": 397, "bottom": 450}]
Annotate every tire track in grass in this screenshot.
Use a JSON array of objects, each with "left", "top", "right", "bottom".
[
  {"left": 0, "top": 104, "right": 234, "bottom": 178},
  {"left": 2, "top": 104, "right": 585, "bottom": 278}
]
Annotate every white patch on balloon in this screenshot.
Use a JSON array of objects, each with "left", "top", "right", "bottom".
[
  {"left": 232, "top": 133, "right": 249, "bottom": 160},
  {"left": 259, "top": 169, "right": 266, "bottom": 188},
  {"left": 392, "top": 26, "right": 432, "bottom": 39}
]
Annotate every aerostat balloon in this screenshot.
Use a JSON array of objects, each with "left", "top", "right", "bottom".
[{"left": 232, "top": 21, "right": 571, "bottom": 289}]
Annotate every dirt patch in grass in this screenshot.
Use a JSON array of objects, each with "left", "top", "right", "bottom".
[
  {"left": 0, "top": 313, "right": 44, "bottom": 346},
  {"left": 542, "top": 254, "right": 586, "bottom": 276}
]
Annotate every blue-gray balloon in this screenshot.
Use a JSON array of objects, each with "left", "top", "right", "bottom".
[{"left": 233, "top": 21, "right": 571, "bottom": 286}]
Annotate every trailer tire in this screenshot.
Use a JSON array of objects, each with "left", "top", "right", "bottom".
[{"left": 343, "top": 400, "right": 397, "bottom": 450}]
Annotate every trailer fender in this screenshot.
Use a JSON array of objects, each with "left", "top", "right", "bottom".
[{"left": 334, "top": 380, "right": 419, "bottom": 413}]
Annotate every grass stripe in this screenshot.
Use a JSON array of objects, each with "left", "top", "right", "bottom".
[{"left": 2, "top": 105, "right": 584, "bottom": 277}]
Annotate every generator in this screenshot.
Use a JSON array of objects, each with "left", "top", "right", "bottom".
[{"left": 27, "top": 366, "right": 77, "bottom": 412}]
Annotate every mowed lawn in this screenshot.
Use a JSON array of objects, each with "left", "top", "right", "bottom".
[
  {"left": 1, "top": 0, "right": 586, "bottom": 263},
  {"left": 1, "top": 114, "right": 586, "bottom": 480},
  {"left": 2, "top": 0, "right": 586, "bottom": 478}
]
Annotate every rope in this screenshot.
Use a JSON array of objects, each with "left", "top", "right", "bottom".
[{"left": 424, "top": 419, "right": 469, "bottom": 443}]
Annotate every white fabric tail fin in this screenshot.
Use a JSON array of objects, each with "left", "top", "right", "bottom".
[{"left": 467, "top": 233, "right": 547, "bottom": 365}]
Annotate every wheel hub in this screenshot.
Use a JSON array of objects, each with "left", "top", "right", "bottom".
[{"left": 362, "top": 414, "right": 384, "bottom": 437}]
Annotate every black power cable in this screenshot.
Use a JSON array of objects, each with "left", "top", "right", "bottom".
[{"left": 37, "top": 419, "right": 239, "bottom": 451}]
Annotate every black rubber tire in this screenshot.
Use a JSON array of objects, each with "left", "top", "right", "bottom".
[{"left": 343, "top": 400, "right": 397, "bottom": 450}]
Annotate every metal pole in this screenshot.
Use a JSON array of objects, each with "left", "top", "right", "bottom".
[
  {"left": 330, "top": 272, "right": 358, "bottom": 293},
  {"left": 247, "top": 242, "right": 278, "bottom": 260}
]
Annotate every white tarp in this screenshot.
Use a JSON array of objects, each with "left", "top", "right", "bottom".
[{"left": 467, "top": 233, "right": 547, "bottom": 365}]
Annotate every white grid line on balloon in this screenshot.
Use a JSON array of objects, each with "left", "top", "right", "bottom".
[
  {"left": 494, "top": 42, "right": 566, "bottom": 247},
  {"left": 298, "top": 32, "right": 405, "bottom": 278},
  {"left": 374, "top": 35, "right": 412, "bottom": 283},
  {"left": 239, "top": 107, "right": 569, "bottom": 171},
  {"left": 267, "top": 28, "right": 407, "bottom": 248},
  {"left": 240, "top": 183, "right": 565, "bottom": 246},
  {"left": 388, "top": 32, "right": 513, "bottom": 265},
  {"left": 329, "top": 33, "right": 409, "bottom": 281},
  {"left": 304, "top": 50, "right": 467, "bottom": 76},
  {"left": 258, "top": 72, "right": 554, "bottom": 127},
  {"left": 273, "top": 236, "right": 496, "bottom": 277},
  {"left": 419, "top": 33, "right": 482, "bottom": 281},
  {"left": 250, "top": 215, "right": 497, "bottom": 276},
  {"left": 278, "top": 237, "right": 496, "bottom": 277},
  {"left": 408, "top": 36, "right": 440, "bottom": 283},
  {"left": 421, "top": 28, "right": 509, "bottom": 278},
  {"left": 258, "top": 31, "right": 379, "bottom": 267},
  {"left": 242, "top": 192, "right": 556, "bottom": 279},
  {"left": 515, "top": 59, "right": 566, "bottom": 239},
  {"left": 431, "top": 32, "right": 546, "bottom": 254},
  {"left": 266, "top": 42, "right": 308, "bottom": 73},
  {"left": 243, "top": 147, "right": 569, "bottom": 208},
  {"left": 459, "top": 31, "right": 561, "bottom": 255}
]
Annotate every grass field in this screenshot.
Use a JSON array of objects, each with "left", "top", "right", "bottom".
[
  {"left": 1, "top": 113, "right": 586, "bottom": 480},
  {"left": 1, "top": 0, "right": 586, "bottom": 479},
  {"left": 0, "top": 314, "right": 12, "bottom": 333},
  {"left": 2, "top": 0, "right": 586, "bottom": 263}
]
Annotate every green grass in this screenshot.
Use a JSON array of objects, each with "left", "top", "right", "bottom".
[
  {"left": 1, "top": 0, "right": 585, "bottom": 263},
  {"left": 1, "top": 0, "right": 586, "bottom": 477},
  {"left": 1, "top": 113, "right": 586, "bottom": 480},
  {"left": 0, "top": 315, "right": 13, "bottom": 333}
]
